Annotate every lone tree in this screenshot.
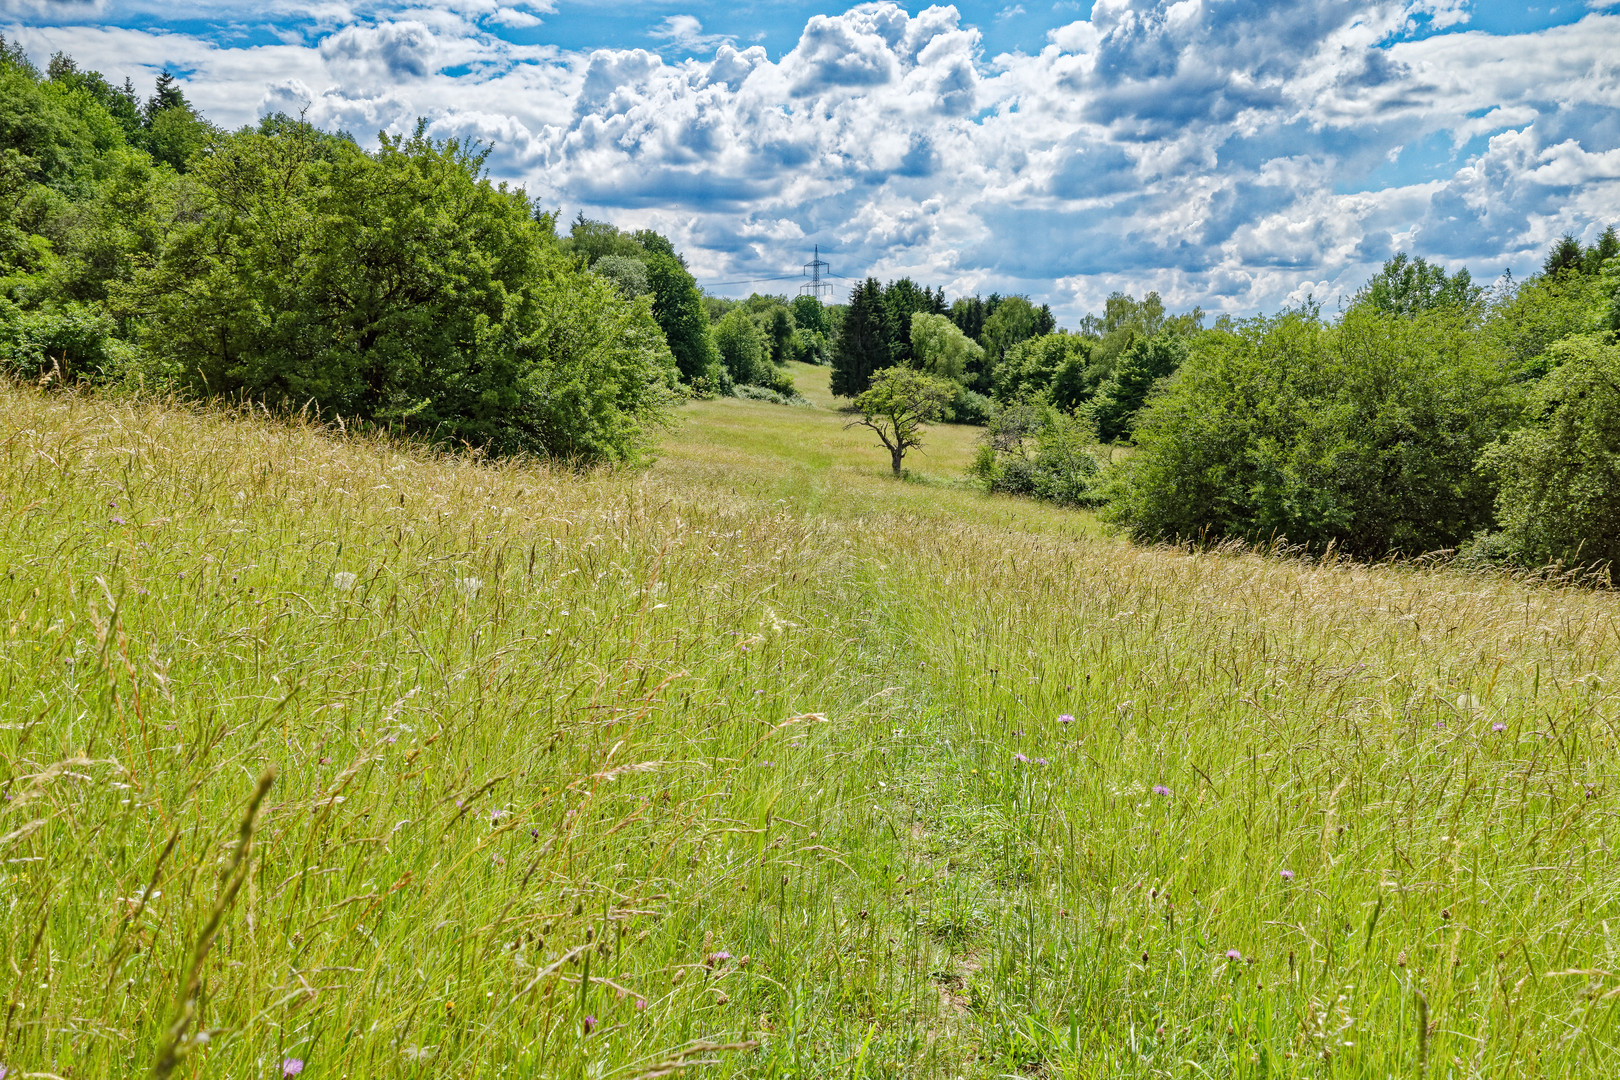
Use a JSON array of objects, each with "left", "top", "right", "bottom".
[{"left": 847, "top": 367, "right": 953, "bottom": 476}]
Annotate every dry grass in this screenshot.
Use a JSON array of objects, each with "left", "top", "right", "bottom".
[{"left": 1, "top": 381, "right": 1617, "bottom": 1077}]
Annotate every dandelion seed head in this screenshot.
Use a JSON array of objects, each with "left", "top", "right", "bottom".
[
  {"left": 456, "top": 576, "right": 483, "bottom": 595},
  {"left": 331, "top": 571, "right": 357, "bottom": 592}
]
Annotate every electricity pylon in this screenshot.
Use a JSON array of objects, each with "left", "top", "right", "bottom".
[{"left": 800, "top": 244, "right": 832, "bottom": 300}]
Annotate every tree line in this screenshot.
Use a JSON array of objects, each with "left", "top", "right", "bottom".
[{"left": 826, "top": 235, "right": 1620, "bottom": 574}]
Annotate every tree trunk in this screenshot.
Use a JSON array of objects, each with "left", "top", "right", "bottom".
[{"left": 891, "top": 447, "right": 904, "bottom": 476}]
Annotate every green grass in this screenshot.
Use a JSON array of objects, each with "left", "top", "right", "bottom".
[{"left": 2, "top": 380, "right": 1619, "bottom": 1078}]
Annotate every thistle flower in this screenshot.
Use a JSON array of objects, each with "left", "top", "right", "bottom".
[
  {"left": 282, "top": 1060, "right": 305, "bottom": 1078},
  {"left": 706, "top": 951, "right": 733, "bottom": 966},
  {"left": 582, "top": 1014, "right": 596, "bottom": 1035},
  {"left": 1014, "top": 752, "right": 1029, "bottom": 763},
  {"left": 1491, "top": 722, "right": 1506, "bottom": 732},
  {"left": 1034, "top": 757, "right": 1050, "bottom": 766},
  {"left": 1057, "top": 714, "right": 1075, "bottom": 724},
  {"left": 1279, "top": 869, "right": 1295, "bottom": 881},
  {"left": 1152, "top": 784, "right": 1171, "bottom": 797},
  {"left": 331, "top": 571, "right": 357, "bottom": 591},
  {"left": 1225, "top": 950, "right": 1242, "bottom": 961}
]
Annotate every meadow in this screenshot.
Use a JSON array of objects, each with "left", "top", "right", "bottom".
[{"left": 1, "top": 368, "right": 1618, "bottom": 1079}]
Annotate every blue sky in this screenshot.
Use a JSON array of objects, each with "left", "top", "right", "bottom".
[{"left": 6, "top": 0, "right": 1618, "bottom": 321}]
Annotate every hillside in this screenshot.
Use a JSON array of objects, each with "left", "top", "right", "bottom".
[{"left": 2, "top": 382, "right": 1619, "bottom": 1078}]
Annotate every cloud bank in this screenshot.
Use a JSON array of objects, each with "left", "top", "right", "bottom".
[{"left": 5, "top": 0, "right": 1619, "bottom": 319}]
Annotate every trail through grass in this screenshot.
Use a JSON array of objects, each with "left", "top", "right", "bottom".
[{"left": 1, "top": 381, "right": 1618, "bottom": 1078}]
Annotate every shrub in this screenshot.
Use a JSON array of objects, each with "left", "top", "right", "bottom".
[
  {"left": 971, "top": 402, "right": 1104, "bottom": 507},
  {"left": 1106, "top": 307, "right": 1520, "bottom": 555},
  {"left": 114, "top": 122, "right": 679, "bottom": 463},
  {"left": 946, "top": 384, "right": 994, "bottom": 426},
  {"left": 0, "top": 299, "right": 135, "bottom": 384},
  {"left": 1481, "top": 334, "right": 1620, "bottom": 570}
]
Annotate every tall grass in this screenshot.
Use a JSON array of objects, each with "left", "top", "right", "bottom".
[{"left": 1, "top": 381, "right": 1617, "bottom": 1077}]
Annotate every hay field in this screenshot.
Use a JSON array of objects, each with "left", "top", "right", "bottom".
[{"left": 1, "top": 377, "right": 1617, "bottom": 1078}]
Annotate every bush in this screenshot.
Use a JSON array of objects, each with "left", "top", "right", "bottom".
[
  {"left": 0, "top": 299, "right": 135, "bottom": 384},
  {"left": 732, "top": 383, "right": 810, "bottom": 407},
  {"left": 971, "top": 402, "right": 1104, "bottom": 507},
  {"left": 1481, "top": 334, "right": 1620, "bottom": 570},
  {"left": 946, "top": 384, "right": 994, "bottom": 426},
  {"left": 113, "top": 122, "right": 679, "bottom": 463},
  {"left": 1106, "top": 307, "right": 1520, "bottom": 555}
]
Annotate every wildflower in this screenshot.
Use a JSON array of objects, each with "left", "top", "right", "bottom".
[
  {"left": 1491, "top": 722, "right": 1506, "bottom": 732},
  {"left": 706, "top": 951, "right": 733, "bottom": 966},
  {"left": 332, "top": 571, "right": 357, "bottom": 591},
  {"left": 110, "top": 516, "right": 126, "bottom": 526},
  {"left": 1280, "top": 869, "right": 1295, "bottom": 881},
  {"left": 582, "top": 1014, "right": 596, "bottom": 1035},
  {"left": 1226, "top": 950, "right": 1242, "bottom": 962},
  {"left": 456, "top": 576, "right": 483, "bottom": 596},
  {"left": 1152, "top": 784, "right": 1171, "bottom": 797},
  {"left": 1034, "top": 757, "right": 1050, "bottom": 766},
  {"left": 1014, "top": 752, "right": 1029, "bottom": 763},
  {"left": 1057, "top": 714, "right": 1075, "bottom": 724},
  {"left": 636, "top": 998, "right": 647, "bottom": 1011},
  {"left": 282, "top": 1060, "right": 305, "bottom": 1078}
]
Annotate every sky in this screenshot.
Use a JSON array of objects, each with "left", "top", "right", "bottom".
[{"left": 5, "top": 0, "right": 1618, "bottom": 323}]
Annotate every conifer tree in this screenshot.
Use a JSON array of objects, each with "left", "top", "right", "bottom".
[{"left": 831, "top": 277, "right": 888, "bottom": 397}]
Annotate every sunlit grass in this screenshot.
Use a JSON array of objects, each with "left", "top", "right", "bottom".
[{"left": 1, "top": 381, "right": 1618, "bottom": 1078}]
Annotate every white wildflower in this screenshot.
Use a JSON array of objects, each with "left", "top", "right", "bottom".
[{"left": 332, "top": 571, "right": 357, "bottom": 592}]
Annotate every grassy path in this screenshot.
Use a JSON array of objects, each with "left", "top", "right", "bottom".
[{"left": 1, "top": 382, "right": 1618, "bottom": 1078}]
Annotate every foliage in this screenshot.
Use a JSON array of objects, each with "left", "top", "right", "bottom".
[
  {"left": 1350, "top": 252, "right": 1480, "bottom": 316},
  {"left": 1484, "top": 269, "right": 1608, "bottom": 380},
  {"left": 791, "top": 294, "right": 827, "bottom": 336},
  {"left": 0, "top": 299, "right": 135, "bottom": 383},
  {"left": 1106, "top": 307, "right": 1520, "bottom": 555},
  {"left": 846, "top": 365, "right": 953, "bottom": 475},
  {"left": 714, "top": 307, "right": 775, "bottom": 389},
  {"left": 1087, "top": 331, "right": 1187, "bottom": 443},
  {"left": 979, "top": 296, "right": 1044, "bottom": 368},
  {"left": 116, "top": 122, "right": 679, "bottom": 462},
  {"left": 971, "top": 402, "right": 1104, "bottom": 506},
  {"left": 989, "top": 331, "right": 1089, "bottom": 404},
  {"left": 910, "top": 311, "right": 983, "bottom": 383},
  {"left": 880, "top": 277, "right": 947, "bottom": 368},
  {"left": 645, "top": 250, "right": 725, "bottom": 391},
  {"left": 830, "top": 277, "right": 888, "bottom": 397},
  {"left": 1481, "top": 334, "right": 1620, "bottom": 570},
  {"left": 592, "top": 254, "right": 649, "bottom": 298}
]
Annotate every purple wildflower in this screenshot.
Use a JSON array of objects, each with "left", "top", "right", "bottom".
[
  {"left": 636, "top": 998, "right": 648, "bottom": 1011},
  {"left": 1225, "top": 949, "right": 1242, "bottom": 961},
  {"left": 282, "top": 1060, "right": 305, "bottom": 1078},
  {"left": 1014, "top": 752, "right": 1029, "bottom": 763},
  {"left": 1057, "top": 714, "right": 1075, "bottom": 724},
  {"left": 110, "top": 516, "right": 126, "bottom": 526},
  {"left": 1491, "top": 722, "right": 1506, "bottom": 732},
  {"left": 707, "top": 951, "right": 733, "bottom": 965},
  {"left": 1152, "top": 784, "right": 1171, "bottom": 797},
  {"left": 1279, "top": 869, "right": 1295, "bottom": 881},
  {"left": 582, "top": 1015, "right": 596, "bottom": 1035},
  {"left": 1034, "top": 757, "right": 1050, "bottom": 766}
]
